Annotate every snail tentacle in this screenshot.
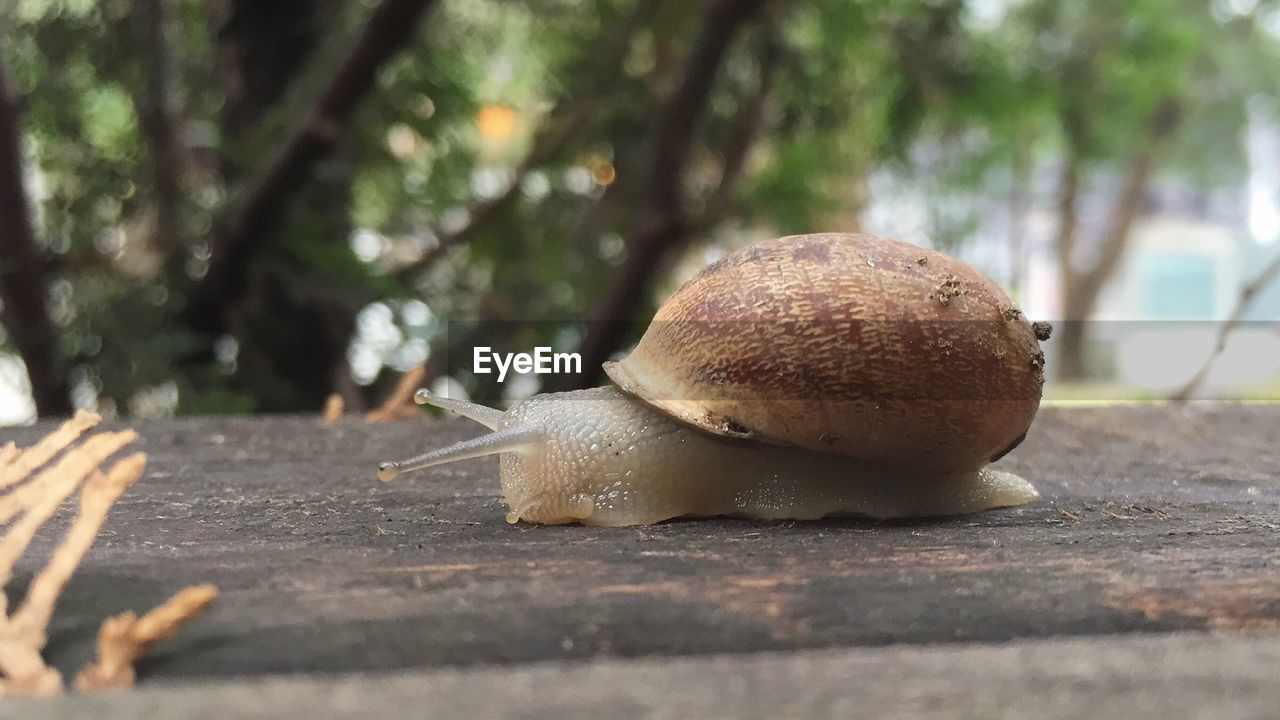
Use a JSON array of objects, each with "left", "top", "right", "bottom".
[
  {"left": 378, "top": 426, "right": 542, "bottom": 482},
  {"left": 413, "top": 388, "right": 504, "bottom": 430}
]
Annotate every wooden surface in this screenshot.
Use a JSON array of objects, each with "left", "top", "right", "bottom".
[
  {"left": 2, "top": 404, "right": 1279, "bottom": 710},
  {"left": 9, "top": 633, "right": 1280, "bottom": 719}
]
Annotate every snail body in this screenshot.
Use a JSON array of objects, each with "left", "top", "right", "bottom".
[{"left": 379, "top": 233, "right": 1047, "bottom": 526}]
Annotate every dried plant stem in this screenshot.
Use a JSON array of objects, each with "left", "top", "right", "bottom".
[
  {"left": 322, "top": 393, "right": 345, "bottom": 424},
  {"left": 0, "top": 412, "right": 216, "bottom": 695},
  {"left": 0, "top": 639, "right": 60, "bottom": 696},
  {"left": 0, "top": 448, "right": 143, "bottom": 696},
  {"left": 75, "top": 584, "right": 219, "bottom": 691},
  {"left": 8, "top": 454, "right": 147, "bottom": 645},
  {"left": 0, "top": 411, "right": 99, "bottom": 490},
  {"left": 0, "top": 430, "right": 137, "bottom": 525},
  {"left": 366, "top": 365, "right": 426, "bottom": 422},
  {"left": 0, "top": 464, "right": 97, "bottom": 615}
]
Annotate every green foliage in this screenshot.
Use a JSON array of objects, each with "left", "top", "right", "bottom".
[{"left": 3, "top": 0, "right": 1279, "bottom": 416}]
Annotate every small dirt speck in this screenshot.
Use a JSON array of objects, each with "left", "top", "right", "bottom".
[
  {"left": 1001, "top": 305, "right": 1022, "bottom": 322},
  {"left": 916, "top": 256, "right": 928, "bottom": 265},
  {"left": 1032, "top": 321, "right": 1053, "bottom": 341},
  {"left": 1029, "top": 350, "right": 1046, "bottom": 379},
  {"left": 930, "top": 275, "right": 965, "bottom": 306}
]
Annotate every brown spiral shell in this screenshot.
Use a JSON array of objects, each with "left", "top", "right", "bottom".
[{"left": 603, "top": 233, "right": 1046, "bottom": 473}]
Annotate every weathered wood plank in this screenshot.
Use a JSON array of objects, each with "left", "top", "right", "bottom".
[
  {"left": 3, "top": 405, "right": 1277, "bottom": 680},
  {"left": 8, "top": 633, "right": 1280, "bottom": 719}
]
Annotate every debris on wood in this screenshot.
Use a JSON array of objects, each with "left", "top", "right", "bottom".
[
  {"left": 75, "top": 584, "right": 219, "bottom": 691},
  {"left": 366, "top": 365, "right": 426, "bottom": 423},
  {"left": 0, "top": 412, "right": 217, "bottom": 697},
  {"left": 322, "top": 393, "right": 345, "bottom": 424}
]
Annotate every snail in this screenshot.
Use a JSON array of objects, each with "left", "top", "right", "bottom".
[{"left": 378, "top": 233, "right": 1049, "bottom": 526}]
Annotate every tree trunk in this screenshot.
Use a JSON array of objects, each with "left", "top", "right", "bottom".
[
  {"left": 1056, "top": 99, "right": 1183, "bottom": 381},
  {"left": 0, "top": 60, "right": 73, "bottom": 417},
  {"left": 194, "top": 0, "right": 437, "bottom": 410},
  {"left": 214, "top": 0, "right": 325, "bottom": 145},
  {"left": 194, "top": 0, "right": 440, "bottom": 335},
  {"left": 1007, "top": 121, "right": 1032, "bottom": 299},
  {"left": 206, "top": 0, "right": 357, "bottom": 411},
  {"left": 1053, "top": 148, "right": 1086, "bottom": 380},
  {"left": 137, "top": 0, "right": 185, "bottom": 261}
]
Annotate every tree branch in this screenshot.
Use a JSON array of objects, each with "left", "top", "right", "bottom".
[
  {"left": 184, "top": 0, "right": 441, "bottom": 334},
  {"left": 568, "top": 0, "right": 771, "bottom": 387},
  {"left": 696, "top": 26, "right": 780, "bottom": 228},
  {"left": 1007, "top": 119, "right": 1033, "bottom": 297},
  {"left": 394, "top": 0, "right": 667, "bottom": 282},
  {"left": 1170, "top": 249, "right": 1280, "bottom": 402},
  {"left": 648, "top": 0, "right": 766, "bottom": 218},
  {"left": 0, "top": 59, "right": 72, "bottom": 417},
  {"left": 1054, "top": 148, "right": 1081, "bottom": 294}
]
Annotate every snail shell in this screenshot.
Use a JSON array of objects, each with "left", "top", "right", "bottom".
[{"left": 605, "top": 233, "right": 1044, "bottom": 473}]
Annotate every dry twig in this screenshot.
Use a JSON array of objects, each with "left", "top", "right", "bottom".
[
  {"left": 322, "top": 393, "right": 346, "bottom": 424},
  {"left": 366, "top": 365, "right": 426, "bottom": 423},
  {"left": 75, "top": 584, "right": 219, "bottom": 691},
  {"left": 1171, "top": 249, "right": 1280, "bottom": 401},
  {"left": 0, "top": 410, "right": 98, "bottom": 490}
]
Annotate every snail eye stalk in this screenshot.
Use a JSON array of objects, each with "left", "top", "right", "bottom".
[
  {"left": 378, "top": 426, "right": 542, "bottom": 482},
  {"left": 413, "top": 388, "right": 504, "bottom": 430}
]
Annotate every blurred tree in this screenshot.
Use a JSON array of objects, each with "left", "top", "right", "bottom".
[
  {"left": 1002, "top": 0, "right": 1280, "bottom": 379},
  {"left": 0, "top": 57, "right": 72, "bottom": 416},
  {"left": 136, "top": 0, "right": 184, "bottom": 261},
  {"left": 186, "top": 0, "right": 441, "bottom": 410},
  {"left": 1030, "top": 0, "right": 1196, "bottom": 379},
  {"left": 3, "top": 0, "right": 1280, "bottom": 418},
  {"left": 565, "top": 0, "right": 774, "bottom": 385},
  {"left": 0, "top": 0, "right": 439, "bottom": 416}
]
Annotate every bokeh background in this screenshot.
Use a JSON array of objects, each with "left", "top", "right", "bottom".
[{"left": 2, "top": 0, "right": 1279, "bottom": 424}]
